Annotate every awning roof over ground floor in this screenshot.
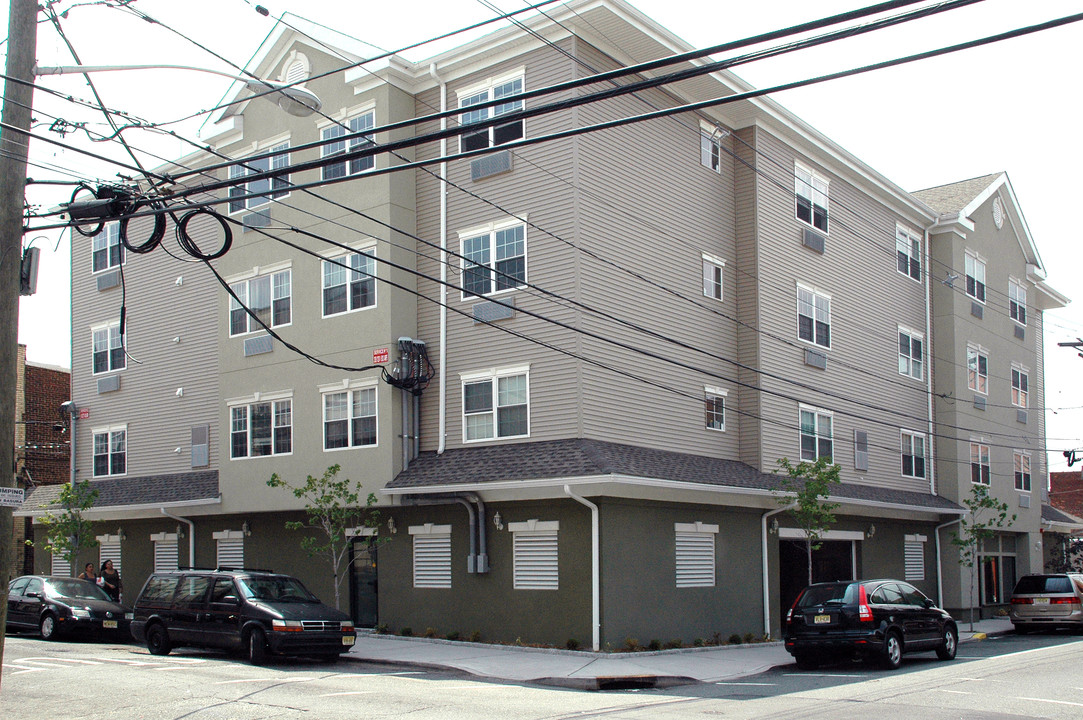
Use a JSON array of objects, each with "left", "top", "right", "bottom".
[{"left": 15, "top": 470, "right": 220, "bottom": 519}]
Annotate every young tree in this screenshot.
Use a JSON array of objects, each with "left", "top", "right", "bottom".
[
  {"left": 775, "top": 457, "right": 842, "bottom": 586},
  {"left": 33, "top": 479, "right": 99, "bottom": 568},
  {"left": 267, "top": 464, "right": 385, "bottom": 610},
  {"left": 951, "top": 484, "right": 1015, "bottom": 631},
  {"left": 1047, "top": 533, "right": 1083, "bottom": 573}
]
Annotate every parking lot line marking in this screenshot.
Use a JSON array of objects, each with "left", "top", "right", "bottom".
[
  {"left": 214, "top": 677, "right": 317, "bottom": 685},
  {"left": 935, "top": 690, "right": 972, "bottom": 695},
  {"left": 154, "top": 666, "right": 194, "bottom": 672},
  {"left": 319, "top": 692, "right": 377, "bottom": 697},
  {"left": 715, "top": 682, "right": 777, "bottom": 686},
  {"left": 1019, "top": 697, "right": 1083, "bottom": 708},
  {"left": 10, "top": 666, "right": 49, "bottom": 675},
  {"left": 18, "top": 657, "right": 102, "bottom": 665},
  {"left": 783, "top": 673, "right": 862, "bottom": 678}
]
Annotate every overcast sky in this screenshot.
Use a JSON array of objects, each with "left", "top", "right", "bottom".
[{"left": 9, "top": 0, "right": 1083, "bottom": 470}]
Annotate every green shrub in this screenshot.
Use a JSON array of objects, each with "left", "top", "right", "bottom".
[
  {"left": 374, "top": 623, "right": 389, "bottom": 634},
  {"left": 728, "top": 633, "right": 742, "bottom": 645},
  {"left": 742, "top": 632, "right": 755, "bottom": 644},
  {"left": 647, "top": 639, "right": 661, "bottom": 651},
  {"left": 468, "top": 630, "right": 482, "bottom": 643},
  {"left": 663, "top": 638, "right": 683, "bottom": 650},
  {"left": 423, "top": 627, "right": 438, "bottom": 638},
  {"left": 400, "top": 627, "right": 413, "bottom": 637},
  {"left": 566, "top": 638, "right": 581, "bottom": 650},
  {"left": 624, "top": 637, "right": 640, "bottom": 652},
  {"left": 445, "top": 630, "right": 460, "bottom": 641}
]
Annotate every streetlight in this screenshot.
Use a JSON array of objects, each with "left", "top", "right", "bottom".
[{"left": 33, "top": 64, "right": 323, "bottom": 117}]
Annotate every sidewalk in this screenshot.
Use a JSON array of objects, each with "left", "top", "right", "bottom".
[{"left": 344, "top": 616, "right": 1014, "bottom": 689}]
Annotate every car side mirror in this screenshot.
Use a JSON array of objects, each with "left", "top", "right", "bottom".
[
  {"left": 219, "top": 594, "right": 241, "bottom": 605},
  {"left": 923, "top": 598, "right": 935, "bottom": 608},
  {"left": 25, "top": 591, "right": 42, "bottom": 599}
]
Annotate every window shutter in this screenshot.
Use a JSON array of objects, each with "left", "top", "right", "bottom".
[
  {"left": 412, "top": 534, "right": 452, "bottom": 589},
  {"left": 154, "top": 538, "right": 179, "bottom": 572},
  {"left": 51, "top": 554, "right": 71, "bottom": 577},
  {"left": 854, "top": 430, "right": 869, "bottom": 471},
  {"left": 513, "top": 531, "right": 559, "bottom": 590},
  {"left": 216, "top": 538, "right": 244, "bottom": 569},
  {"left": 675, "top": 531, "right": 716, "bottom": 588},
  {"left": 904, "top": 537, "right": 926, "bottom": 581},
  {"left": 98, "top": 536, "right": 122, "bottom": 574}
]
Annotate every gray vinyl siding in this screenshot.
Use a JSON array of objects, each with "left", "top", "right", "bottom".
[{"left": 734, "top": 127, "right": 762, "bottom": 468}]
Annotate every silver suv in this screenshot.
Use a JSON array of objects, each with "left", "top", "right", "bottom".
[{"left": 1009, "top": 573, "right": 1083, "bottom": 633}]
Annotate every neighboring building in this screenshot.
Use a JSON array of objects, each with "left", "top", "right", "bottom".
[
  {"left": 20, "top": 0, "right": 1068, "bottom": 647},
  {"left": 1049, "top": 470, "right": 1083, "bottom": 519}
]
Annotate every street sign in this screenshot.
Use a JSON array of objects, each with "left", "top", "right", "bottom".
[
  {"left": 79, "top": 408, "right": 90, "bottom": 420},
  {"left": 0, "top": 487, "right": 25, "bottom": 507},
  {"left": 373, "top": 348, "right": 389, "bottom": 364}
]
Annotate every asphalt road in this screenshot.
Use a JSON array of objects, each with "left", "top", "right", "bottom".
[{"left": 2, "top": 632, "right": 1081, "bottom": 719}]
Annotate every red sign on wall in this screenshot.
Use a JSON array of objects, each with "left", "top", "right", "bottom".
[
  {"left": 78, "top": 408, "right": 90, "bottom": 420},
  {"left": 373, "top": 348, "right": 389, "bottom": 364}
]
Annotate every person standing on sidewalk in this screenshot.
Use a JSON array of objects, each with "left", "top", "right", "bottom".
[{"left": 100, "top": 559, "right": 122, "bottom": 602}]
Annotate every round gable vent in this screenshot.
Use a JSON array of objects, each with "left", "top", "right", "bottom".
[{"left": 992, "top": 197, "right": 1004, "bottom": 229}]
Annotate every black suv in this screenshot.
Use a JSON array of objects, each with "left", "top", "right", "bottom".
[
  {"left": 784, "top": 579, "right": 958, "bottom": 669},
  {"left": 130, "top": 569, "right": 355, "bottom": 664}
]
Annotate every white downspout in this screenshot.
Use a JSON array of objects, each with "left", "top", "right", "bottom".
[
  {"left": 924, "top": 227, "right": 936, "bottom": 495},
  {"left": 429, "top": 63, "right": 449, "bottom": 455},
  {"left": 762, "top": 503, "right": 796, "bottom": 637},
  {"left": 565, "top": 485, "right": 600, "bottom": 651},
  {"left": 161, "top": 508, "right": 195, "bottom": 568},
  {"left": 935, "top": 517, "right": 963, "bottom": 609}
]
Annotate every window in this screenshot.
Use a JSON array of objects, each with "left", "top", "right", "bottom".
[
  {"left": 675, "top": 522, "right": 718, "bottom": 588},
  {"left": 92, "top": 322, "right": 125, "bottom": 374},
  {"left": 904, "top": 535, "right": 926, "bottom": 581},
  {"left": 901, "top": 430, "right": 926, "bottom": 479},
  {"left": 92, "top": 223, "right": 122, "bottom": 272},
  {"left": 967, "top": 346, "right": 988, "bottom": 394},
  {"left": 797, "top": 285, "right": 831, "bottom": 348},
  {"left": 322, "top": 251, "right": 375, "bottom": 316},
  {"left": 970, "top": 442, "right": 990, "bottom": 485},
  {"left": 896, "top": 226, "right": 921, "bottom": 281},
  {"left": 898, "top": 327, "right": 923, "bottom": 380},
  {"left": 214, "top": 531, "right": 245, "bottom": 567},
  {"left": 700, "top": 125, "right": 723, "bottom": 172},
  {"left": 795, "top": 163, "right": 829, "bottom": 233},
  {"left": 322, "top": 111, "right": 376, "bottom": 180},
  {"left": 510, "top": 520, "right": 559, "bottom": 590},
  {"left": 800, "top": 406, "right": 833, "bottom": 462},
  {"left": 965, "top": 251, "right": 986, "bottom": 303},
  {"left": 460, "top": 222, "right": 526, "bottom": 297},
  {"left": 323, "top": 387, "right": 377, "bottom": 450},
  {"left": 230, "top": 397, "right": 292, "bottom": 459},
  {"left": 229, "top": 269, "right": 291, "bottom": 336},
  {"left": 702, "top": 253, "right": 724, "bottom": 300},
  {"left": 229, "top": 141, "right": 290, "bottom": 213},
  {"left": 152, "top": 533, "right": 179, "bottom": 572},
  {"left": 459, "top": 75, "right": 524, "bottom": 152},
  {"left": 1009, "top": 280, "right": 1027, "bottom": 325},
  {"left": 462, "top": 366, "right": 529, "bottom": 442},
  {"left": 1015, "top": 451, "right": 1031, "bottom": 492},
  {"left": 704, "top": 386, "right": 726, "bottom": 431},
  {"left": 410, "top": 524, "right": 451, "bottom": 589},
  {"left": 1011, "top": 366, "right": 1029, "bottom": 408},
  {"left": 93, "top": 427, "right": 126, "bottom": 477}
]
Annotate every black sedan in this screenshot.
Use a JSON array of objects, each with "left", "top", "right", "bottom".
[
  {"left": 7, "top": 575, "right": 132, "bottom": 640},
  {"left": 784, "top": 579, "right": 958, "bottom": 669}
]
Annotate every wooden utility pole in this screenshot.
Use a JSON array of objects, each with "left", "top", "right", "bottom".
[{"left": 0, "top": 0, "right": 39, "bottom": 688}]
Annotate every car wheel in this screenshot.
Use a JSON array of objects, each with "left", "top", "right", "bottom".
[
  {"left": 936, "top": 625, "right": 957, "bottom": 661},
  {"left": 880, "top": 631, "right": 903, "bottom": 670},
  {"left": 247, "top": 628, "right": 268, "bottom": 666},
  {"left": 146, "top": 624, "right": 172, "bottom": 656},
  {"left": 39, "top": 614, "right": 58, "bottom": 641},
  {"left": 794, "top": 654, "right": 819, "bottom": 670}
]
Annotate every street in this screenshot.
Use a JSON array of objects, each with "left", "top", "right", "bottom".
[{"left": 2, "top": 632, "right": 1081, "bottom": 719}]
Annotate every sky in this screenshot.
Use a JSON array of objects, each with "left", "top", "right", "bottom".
[{"left": 8, "top": 0, "right": 1083, "bottom": 470}]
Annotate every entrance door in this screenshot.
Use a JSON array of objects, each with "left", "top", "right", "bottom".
[
  {"left": 350, "top": 542, "right": 378, "bottom": 628},
  {"left": 779, "top": 539, "right": 856, "bottom": 623}
]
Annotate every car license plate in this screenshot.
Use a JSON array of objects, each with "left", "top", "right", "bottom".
[
  {"left": 343, "top": 636, "right": 355, "bottom": 645},
  {"left": 1034, "top": 598, "right": 1050, "bottom": 604},
  {"left": 103, "top": 620, "right": 117, "bottom": 629},
  {"left": 814, "top": 614, "right": 831, "bottom": 624}
]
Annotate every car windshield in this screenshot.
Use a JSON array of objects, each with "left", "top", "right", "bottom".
[
  {"left": 796, "top": 583, "right": 858, "bottom": 607},
  {"left": 44, "top": 578, "right": 114, "bottom": 602},
  {"left": 236, "top": 576, "right": 319, "bottom": 603}
]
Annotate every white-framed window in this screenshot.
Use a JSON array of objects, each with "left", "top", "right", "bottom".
[
  {"left": 151, "top": 532, "right": 179, "bottom": 572},
  {"left": 1009, "top": 279, "right": 1027, "bottom": 326},
  {"left": 97, "top": 534, "right": 122, "bottom": 575},
  {"left": 461, "top": 365, "right": 529, "bottom": 442},
  {"left": 321, "top": 110, "right": 376, "bottom": 180},
  {"left": 799, "top": 405, "right": 833, "bottom": 462},
  {"left": 904, "top": 534, "right": 927, "bottom": 581},
  {"left": 214, "top": 530, "right": 245, "bottom": 568},
  {"left": 321, "top": 381, "right": 377, "bottom": 450},
  {"left": 898, "top": 327, "right": 923, "bottom": 380},
  {"left": 228, "top": 141, "right": 290, "bottom": 213},
  {"left": 92, "top": 223, "right": 122, "bottom": 273},
  {"left": 704, "top": 386, "right": 726, "bottom": 431},
  {"left": 322, "top": 250, "right": 375, "bottom": 317},
  {"left": 795, "top": 163, "right": 829, "bottom": 233},
  {"left": 92, "top": 426, "right": 126, "bottom": 477},
  {"left": 965, "top": 251, "right": 986, "bottom": 303},
  {"left": 967, "top": 345, "right": 988, "bottom": 394},
  {"left": 509, "top": 520, "right": 559, "bottom": 590},
  {"left": 970, "top": 442, "right": 990, "bottom": 485},
  {"left": 229, "top": 267, "right": 291, "bottom": 336},
  {"left": 460, "top": 220, "right": 526, "bottom": 298},
  {"left": 458, "top": 73, "right": 524, "bottom": 152},
  {"left": 229, "top": 394, "right": 293, "bottom": 459},
  {"left": 1011, "top": 365, "right": 1029, "bottom": 408},
  {"left": 1014, "top": 450, "right": 1032, "bottom": 492},
  {"left": 92, "top": 321, "right": 125, "bottom": 374},
  {"left": 896, "top": 225, "right": 921, "bottom": 281},
  {"left": 409, "top": 524, "right": 452, "bottom": 589},
  {"left": 901, "top": 430, "right": 926, "bottom": 479},
  {"left": 699, "top": 123, "right": 723, "bottom": 173},
  {"left": 702, "top": 253, "right": 724, "bottom": 301},
  {"left": 675, "top": 522, "right": 718, "bottom": 588},
  {"left": 797, "top": 284, "right": 831, "bottom": 348}
]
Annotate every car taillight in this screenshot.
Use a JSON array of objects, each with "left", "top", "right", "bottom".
[
  {"left": 341, "top": 622, "right": 355, "bottom": 632},
  {"left": 786, "top": 590, "right": 806, "bottom": 624},
  {"left": 1052, "top": 597, "right": 1082, "bottom": 605},
  {"left": 1011, "top": 597, "right": 1032, "bottom": 605},
  {"left": 858, "top": 585, "right": 873, "bottom": 622}
]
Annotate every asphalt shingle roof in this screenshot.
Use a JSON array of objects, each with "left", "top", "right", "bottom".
[
  {"left": 911, "top": 172, "right": 1002, "bottom": 214},
  {"left": 19, "top": 470, "right": 219, "bottom": 512},
  {"left": 389, "top": 439, "right": 962, "bottom": 512},
  {"left": 1043, "top": 503, "right": 1083, "bottom": 526}
]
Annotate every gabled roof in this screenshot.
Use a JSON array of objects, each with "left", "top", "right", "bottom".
[
  {"left": 1042, "top": 503, "right": 1083, "bottom": 534},
  {"left": 387, "top": 439, "right": 963, "bottom": 515},
  {"left": 911, "top": 172, "right": 1003, "bottom": 215},
  {"left": 16, "top": 471, "right": 220, "bottom": 518}
]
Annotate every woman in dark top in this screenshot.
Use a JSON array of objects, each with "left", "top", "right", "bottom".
[
  {"left": 77, "top": 562, "right": 97, "bottom": 583},
  {"left": 100, "top": 559, "right": 122, "bottom": 602}
]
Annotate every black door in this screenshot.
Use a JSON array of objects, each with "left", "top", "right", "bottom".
[
  {"left": 779, "top": 540, "right": 855, "bottom": 623},
  {"left": 350, "top": 542, "right": 378, "bottom": 628},
  {"left": 204, "top": 577, "right": 244, "bottom": 650},
  {"left": 170, "top": 575, "right": 212, "bottom": 644}
]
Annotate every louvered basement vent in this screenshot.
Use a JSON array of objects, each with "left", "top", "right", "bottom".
[
  {"left": 413, "top": 534, "right": 452, "bottom": 589},
  {"left": 675, "top": 532, "right": 715, "bottom": 588},
  {"left": 513, "top": 531, "right": 559, "bottom": 590}
]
